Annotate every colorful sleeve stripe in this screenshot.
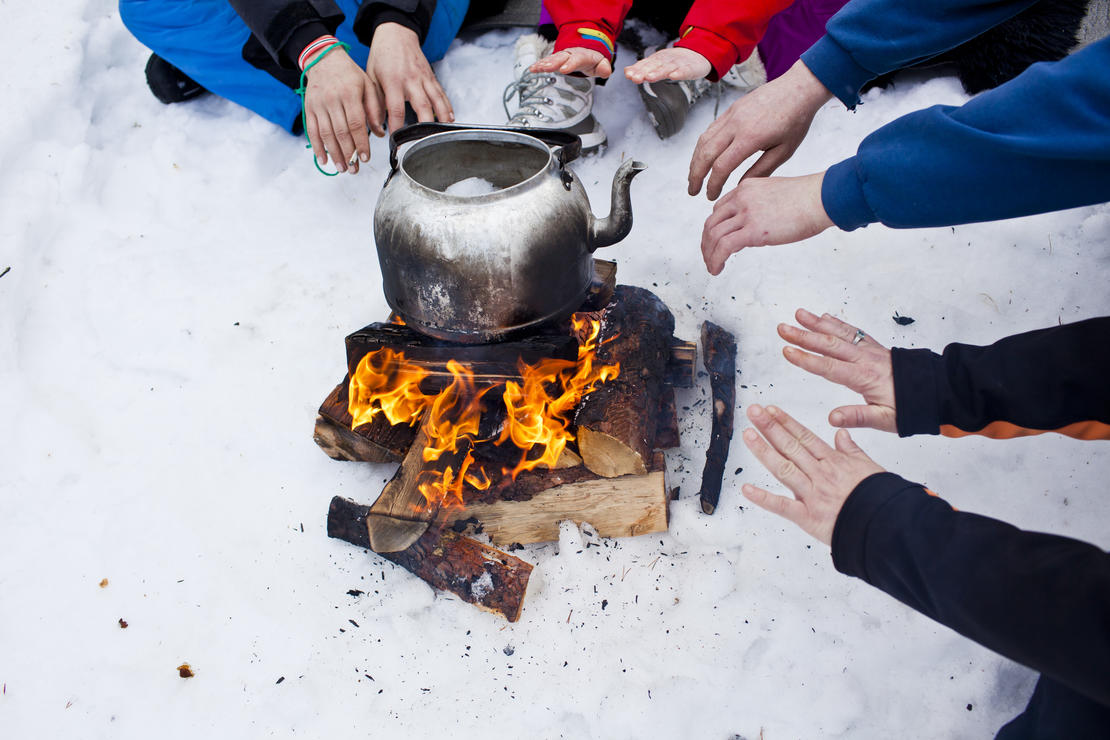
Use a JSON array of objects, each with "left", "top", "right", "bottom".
[{"left": 576, "top": 28, "right": 615, "bottom": 56}]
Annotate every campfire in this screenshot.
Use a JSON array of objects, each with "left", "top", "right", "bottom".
[{"left": 314, "top": 259, "right": 735, "bottom": 621}]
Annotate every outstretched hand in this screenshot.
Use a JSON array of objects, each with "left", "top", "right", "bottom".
[
  {"left": 531, "top": 47, "right": 613, "bottom": 78},
  {"left": 367, "top": 22, "right": 454, "bottom": 134},
  {"left": 741, "top": 404, "right": 885, "bottom": 545},
  {"left": 302, "top": 46, "right": 383, "bottom": 173},
  {"left": 700, "top": 173, "right": 833, "bottom": 274},
  {"left": 688, "top": 60, "right": 832, "bottom": 200},
  {"left": 778, "top": 310, "right": 897, "bottom": 433},
  {"left": 624, "top": 47, "right": 711, "bottom": 83}
]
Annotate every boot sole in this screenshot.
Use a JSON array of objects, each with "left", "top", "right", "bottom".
[{"left": 638, "top": 82, "right": 685, "bottom": 140}]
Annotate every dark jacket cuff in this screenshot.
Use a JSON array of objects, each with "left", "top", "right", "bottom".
[
  {"left": 354, "top": 1, "right": 433, "bottom": 46},
  {"left": 892, "top": 347, "right": 945, "bottom": 437},
  {"left": 831, "top": 472, "right": 925, "bottom": 580},
  {"left": 822, "top": 157, "right": 875, "bottom": 231},
  {"left": 282, "top": 22, "right": 335, "bottom": 68}
]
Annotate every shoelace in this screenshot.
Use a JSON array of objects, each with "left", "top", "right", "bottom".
[{"left": 502, "top": 72, "right": 556, "bottom": 124}]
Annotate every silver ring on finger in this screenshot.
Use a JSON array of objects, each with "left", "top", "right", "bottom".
[{"left": 852, "top": 329, "right": 866, "bottom": 345}]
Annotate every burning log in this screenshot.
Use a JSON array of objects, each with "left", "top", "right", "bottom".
[
  {"left": 698, "top": 321, "right": 738, "bottom": 515},
  {"left": 327, "top": 497, "right": 532, "bottom": 622},
  {"left": 314, "top": 380, "right": 418, "bottom": 463},
  {"left": 345, "top": 324, "right": 578, "bottom": 393},
  {"left": 451, "top": 450, "right": 668, "bottom": 545},
  {"left": 575, "top": 286, "right": 675, "bottom": 477}
]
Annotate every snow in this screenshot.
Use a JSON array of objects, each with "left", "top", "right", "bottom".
[
  {"left": 2, "top": 8, "right": 1109, "bottom": 739},
  {"left": 443, "top": 176, "right": 501, "bottom": 197}
]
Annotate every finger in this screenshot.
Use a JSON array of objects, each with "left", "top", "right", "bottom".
[
  {"left": 318, "top": 112, "right": 346, "bottom": 172},
  {"left": 382, "top": 82, "right": 407, "bottom": 134},
  {"left": 779, "top": 324, "right": 858, "bottom": 363},
  {"left": 406, "top": 83, "right": 435, "bottom": 123},
  {"left": 742, "top": 483, "right": 808, "bottom": 527},
  {"left": 829, "top": 405, "right": 897, "bottom": 433},
  {"left": 425, "top": 78, "right": 453, "bottom": 123},
  {"left": 834, "top": 428, "right": 877, "bottom": 464},
  {"left": 330, "top": 107, "right": 360, "bottom": 173},
  {"left": 688, "top": 124, "right": 731, "bottom": 195},
  {"left": 591, "top": 58, "right": 613, "bottom": 79},
  {"left": 740, "top": 145, "right": 789, "bottom": 181},
  {"left": 363, "top": 82, "right": 386, "bottom": 137},
  {"left": 764, "top": 405, "right": 835, "bottom": 459},
  {"left": 305, "top": 111, "right": 327, "bottom": 166},
  {"left": 345, "top": 100, "right": 371, "bottom": 165},
  {"left": 747, "top": 404, "right": 820, "bottom": 472},
  {"left": 797, "top": 308, "right": 867, "bottom": 346},
  {"left": 781, "top": 346, "right": 860, "bottom": 391},
  {"left": 531, "top": 51, "right": 570, "bottom": 73},
  {"left": 705, "top": 222, "right": 754, "bottom": 275},
  {"left": 742, "top": 426, "right": 811, "bottom": 495},
  {"left": 705, "top": 144, "right": 752, "bottom": 201}
]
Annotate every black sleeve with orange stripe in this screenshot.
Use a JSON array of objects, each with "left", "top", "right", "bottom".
[
  {"left": 891, "top": 317, "right": 1110, "bottom": 440},
  {"left": 833, "top": 472, "right": 1110, "bottom": 713}
]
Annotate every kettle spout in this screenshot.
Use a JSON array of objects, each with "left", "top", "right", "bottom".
[{"left": 589, "top": 159, "right": 647, "bottom": 250}]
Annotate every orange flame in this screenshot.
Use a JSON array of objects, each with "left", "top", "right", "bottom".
[
  {"left": 497, "top": 316, "right": 619, "bottom": 477},
  {"left": 346, "top": 316, "right": 618, "bottom": 510}
]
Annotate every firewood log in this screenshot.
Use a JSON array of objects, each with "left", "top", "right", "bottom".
[
  {"left": 698, "top": 321, "right": 738, "bottom": 515},
  {"left": 654, "top": 384, "right": 680, "bottom": 450},
  {"left": 575, "top": 286, "right": 675, "bottom": 477},
  {"left": 327, "top": 497, "right": 532, "bottom": 622},
  {"left": 313, "top": 380, "right": 417, "bottom": 463}
]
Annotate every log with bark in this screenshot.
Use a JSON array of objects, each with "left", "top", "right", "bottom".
[
  {"left": 328, "top": 497, "right": 532, "bottom": 622},
  {"left": 314, "top": 379, "right": 418, "bottom": 463},
  {"left": 698, "top": 321, "right": 738, "bottom": 515},
  {"left": 574, "top": 285, "right": 675, "bottom": 477}
]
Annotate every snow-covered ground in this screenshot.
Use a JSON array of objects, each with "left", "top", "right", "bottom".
[{"left": 3, "top": 5, "right": 1108, "bottom": 738}]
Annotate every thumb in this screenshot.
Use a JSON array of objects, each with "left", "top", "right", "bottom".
[
  {"left": 833, "top": 427, "right": 864, "bottom": 456},
  {"left": 828, "top": 404, "right": 896, "bottom": 433}
]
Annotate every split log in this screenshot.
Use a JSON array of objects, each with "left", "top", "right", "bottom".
[
  {"left": 451, "top": 450, "right": 667, "bottom": 545},
  {"left": 698, "top": 321, "right": 738, "bottom": 515},
  {"left": 581, "top": 258, "right": 617, "bottom": 311},
  {"left": 575, "top": 285, "right": 675, "bottom": 477},
  {"left": 363, "top": 422, "right": 479, "bottom": 553},
  {"left": 314, "top": 379, "right": 417, "bottom": 463},
  {"left": 345, "top": 324, "right": 578, "bottom": 393},
  {"left": 328, "top": 497, "right": 533, "bottom": 622}
]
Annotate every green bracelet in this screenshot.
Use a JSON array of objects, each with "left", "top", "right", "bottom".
[{"left": 295, "top": 41, "right": 352, "bottom": 177}]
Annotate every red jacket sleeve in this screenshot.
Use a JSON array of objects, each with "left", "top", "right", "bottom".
[
  {"left": 545, "top": 0, "right": 630, "bottom": 62},
  {"left": 676, "top": 0, "right": 795, "bottom": 80}
]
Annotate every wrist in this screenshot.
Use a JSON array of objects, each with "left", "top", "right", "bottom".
[
  {"left": 786, "top": 60, "right": 834, "bottom": 111},
  {"left": 299, "top": 35, "right": 343, "bottom": 70}
]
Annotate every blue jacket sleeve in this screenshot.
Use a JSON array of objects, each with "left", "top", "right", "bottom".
[
  {"left": 819, "top": 38, "right": 1110, "bottom": 230},
  {"left": 801, "top": 0, "right": 1040, "bottom": 108},
  {"left": 833, "top": 472, "right": 1110, "bottom": 708}
]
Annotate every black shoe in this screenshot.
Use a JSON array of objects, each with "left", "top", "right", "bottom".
[{"left": 144, "top": 53, "right": 208, "bottom": 105}]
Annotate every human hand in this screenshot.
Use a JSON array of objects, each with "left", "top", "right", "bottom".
[
  {"left": 688, "top": 60, "right": 832, "bottom": 200},
  {"left": 366, "top": 22, "right": 454, "bottom": 134},
  {"left": 778, "top": 310, "right": 897, "bottom": 433},
  {"left": 700, "top": 172, "right": 833, "bottom": 274},
  {"left": 624, "top": 47, "right": 711, "bottom": 83},
  {"left": 302, "top": 46, "right": 384, "bottom": 173},
  {"left": 741, "top": 404, "right": 885, "bottom": 545},
  {"left": 531, "top": 47, "right": 613, "bottom": 78}
]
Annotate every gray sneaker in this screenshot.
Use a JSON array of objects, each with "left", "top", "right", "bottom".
[{"left": 503, "top": 33, "right": 607, "bottom": 152}]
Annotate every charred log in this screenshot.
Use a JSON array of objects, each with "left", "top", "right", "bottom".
[{"left": 698, "top": 321, "right": 738, "bottom": 515}]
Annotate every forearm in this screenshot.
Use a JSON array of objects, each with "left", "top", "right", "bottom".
[
  {"left": 820, "top": 39, "right": 1110, "bottom": 231},
  {"left": 834, "top": 473, "right": 1110, "bottom": 706},
  {"left": 892, "top": 318, "right": 1110, "bottom": 439},
  {"left": 801, "top": 0, "right": 1040, "bottom": 107}
]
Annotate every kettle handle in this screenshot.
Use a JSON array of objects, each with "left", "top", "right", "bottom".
[{"left": 388, "top": 122, "right": 583, "bottom": 171}]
